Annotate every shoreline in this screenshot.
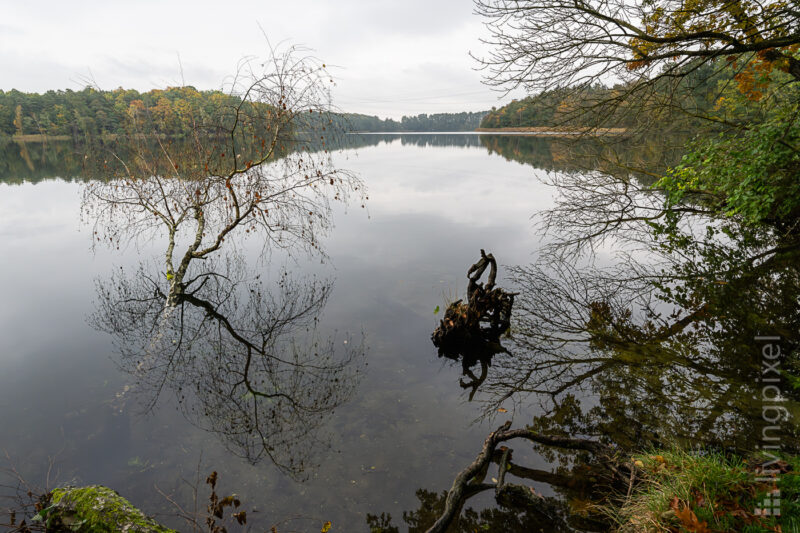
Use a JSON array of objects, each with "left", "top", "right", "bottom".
[
  {"left": 5, "top": 129, "right": 627, "bottom": 143},
  {"left": 5, "top": 134, "right": 73, "bottom": 142},
  {"left": 474, "top": 126, "right": 627, "bottom": 136}
]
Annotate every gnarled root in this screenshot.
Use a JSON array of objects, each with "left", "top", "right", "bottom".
[
  {"left": 433, "top": 250, "right": 515, "bottom": 351},
  {"left": 432, "top": 250, "right": 516, "bottom": 398},
  {"left": 431, "top": 250, "right": 516, "bottom": 354}
]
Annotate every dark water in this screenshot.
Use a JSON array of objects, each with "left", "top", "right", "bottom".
[
  {"left": 1, "top": 133, "right": 798, "bottom": 532},
  {"left": 0, "top": 134, "right": 560, "bottom": 530}
]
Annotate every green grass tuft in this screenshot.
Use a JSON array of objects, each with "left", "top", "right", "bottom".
[{"left": 607, "top": 449, "right": 799, "bottom": 532}]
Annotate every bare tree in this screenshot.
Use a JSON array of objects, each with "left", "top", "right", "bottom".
[
  {"left": 81, "top": 43, "right": 364, "bottom": 306},
  {"left": 474, "top": 0, "right": 800, "bottom": 92},
  {"left": 80, "top": 44, "right": 367, "bottom": 478},
  {"left": 473, "top": 0, "right": 800, "bottom": 139}
]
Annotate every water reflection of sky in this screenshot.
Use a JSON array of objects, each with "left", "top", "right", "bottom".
[{"left": 0, "top": 136, "right": 559, "bottom": 530}]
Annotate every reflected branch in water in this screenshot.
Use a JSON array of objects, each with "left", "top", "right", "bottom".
[
  {"left": 476, "top": 231, "right": 800, "bottom": 453},
  {"left": 468, "top": 122, "right": 800, "bottom": 451},
  {"left": 366, "top": 420, "right": 619, "bottom": 533},
  {"left": 79, "top": 45, "right": 369, "bottom": 478},
  {"left": 414, "top": 226, "right": 800, "bottom": 530},
  {"left": 91, "top": 256, "right": 364, "bottom": 477}
]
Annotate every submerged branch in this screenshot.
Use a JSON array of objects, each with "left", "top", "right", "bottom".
[{"left": 425, "top": 422, "right": 609, "bottom": 533}]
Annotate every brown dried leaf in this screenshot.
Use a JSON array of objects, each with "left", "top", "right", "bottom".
[{"left": 674, "top": 504, "right": 710, "bottom": 533}]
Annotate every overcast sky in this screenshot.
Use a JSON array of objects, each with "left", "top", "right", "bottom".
[{"left": 0, "top": 0, "right": 524, "bottom": 119}]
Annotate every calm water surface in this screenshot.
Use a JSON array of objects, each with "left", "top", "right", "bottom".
[{"left": 0, "top": 134, "right": 558, "bottom": 530}]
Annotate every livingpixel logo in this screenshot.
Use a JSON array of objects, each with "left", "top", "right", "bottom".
[{"left": 755, "top": 335, "right": 786, "bottom": 517}]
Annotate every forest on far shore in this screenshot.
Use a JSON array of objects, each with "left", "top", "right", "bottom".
[
  {"left": 479, "top": 58, "right": 758, "bottom": 131},
  {"left": 0, "top": 87, "right": 487, "bottom": 138}
]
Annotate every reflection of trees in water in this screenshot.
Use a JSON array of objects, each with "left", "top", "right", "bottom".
[
  {"left": 365, "top": 419, "right": 621, "bottom": 532},
  {"left": 0, "top": 138, "right": 87, "bottom": 182},
  {"left": 0, "top": 134, "right": 484, "bottom": 182},
  {"left": 367, "top": 488, "right": 576, "bottom": 533},
  {"left": 330, "top": 133, "right": 488, "bottom": 150},
  {"left": 460, "top": 122, "right": 800, "bottom": 455},
  {"left": 3, "top": 133, "right": 687, "bottom": 184},
  {"left": 0, "top": 133, "right": 352, "bottom": 182},
  {"left": 479, "top": 134, "right": 688, "bottom": 179},
  {"left": 81, "top": 144, "right": 365, "bottom": 475},
  {"left": 479, "top": 135, "right": 555, "bottom": 169},
  {"left": 92, "top": 256, "right": 363, "bottom": 476},
  {"left": 409, "top": 235, "right": 800, "bottom": 530},
  {"left": 1, "top": 133, "right": 689, "bottom": 186},
  {"left": 414, "top": 133, "right": 800, "bottom": 530},
  {"left": 454, "top": 168, "right": 800, "bottom": 453},
  {"left": 79, "top": 46, "right": 367, "bottom": 477},
  {"left": 395, "top": 134, "right": 486, "bottom": 148},
  {"left": 501, "top": 254, "right": 799, "bottom": 451}
]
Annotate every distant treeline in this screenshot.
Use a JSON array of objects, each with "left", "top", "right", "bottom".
[
  {"left": 0, "top": 87, "right": 488, "bottom": 138},
  {"left": 0, "top": 87, "right": 250, "bottom": 138},
  {"left": 333, "top": 111, "right": 488, "bottom": 132},
  {"left": 480, "top": 91, "right": 566, "bottom": 129}
]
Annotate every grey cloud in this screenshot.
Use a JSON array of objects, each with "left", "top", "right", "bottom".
[{"left": 0, "top": 0, "right": 516, "bottom": 117}]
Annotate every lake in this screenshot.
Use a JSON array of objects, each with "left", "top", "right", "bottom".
[
  {"left": 0, "top": 134, "right": 563, "bottom": 531},
  {"left": 1, "top": 133, "right": 797, "bottom": 532}
]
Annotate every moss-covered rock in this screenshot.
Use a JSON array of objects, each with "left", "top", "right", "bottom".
[{"left": 34, "top": 485, "right": 176, "bottom": 533}]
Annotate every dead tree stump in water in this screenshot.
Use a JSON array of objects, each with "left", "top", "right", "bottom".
[{"left": 432, "top": 250, "right": 516, "bottom": 361}]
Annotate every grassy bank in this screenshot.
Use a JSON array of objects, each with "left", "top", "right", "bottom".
[{"left": 606, "top": 450, "right": 799, "bottom": 532}]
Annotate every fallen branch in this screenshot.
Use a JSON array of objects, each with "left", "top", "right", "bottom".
[
  {"left": 425, "top": 422, "right": 609, "bottom": 533},
  {"left": 426, "top": 421, "right": 512, "bottom": 533}
]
